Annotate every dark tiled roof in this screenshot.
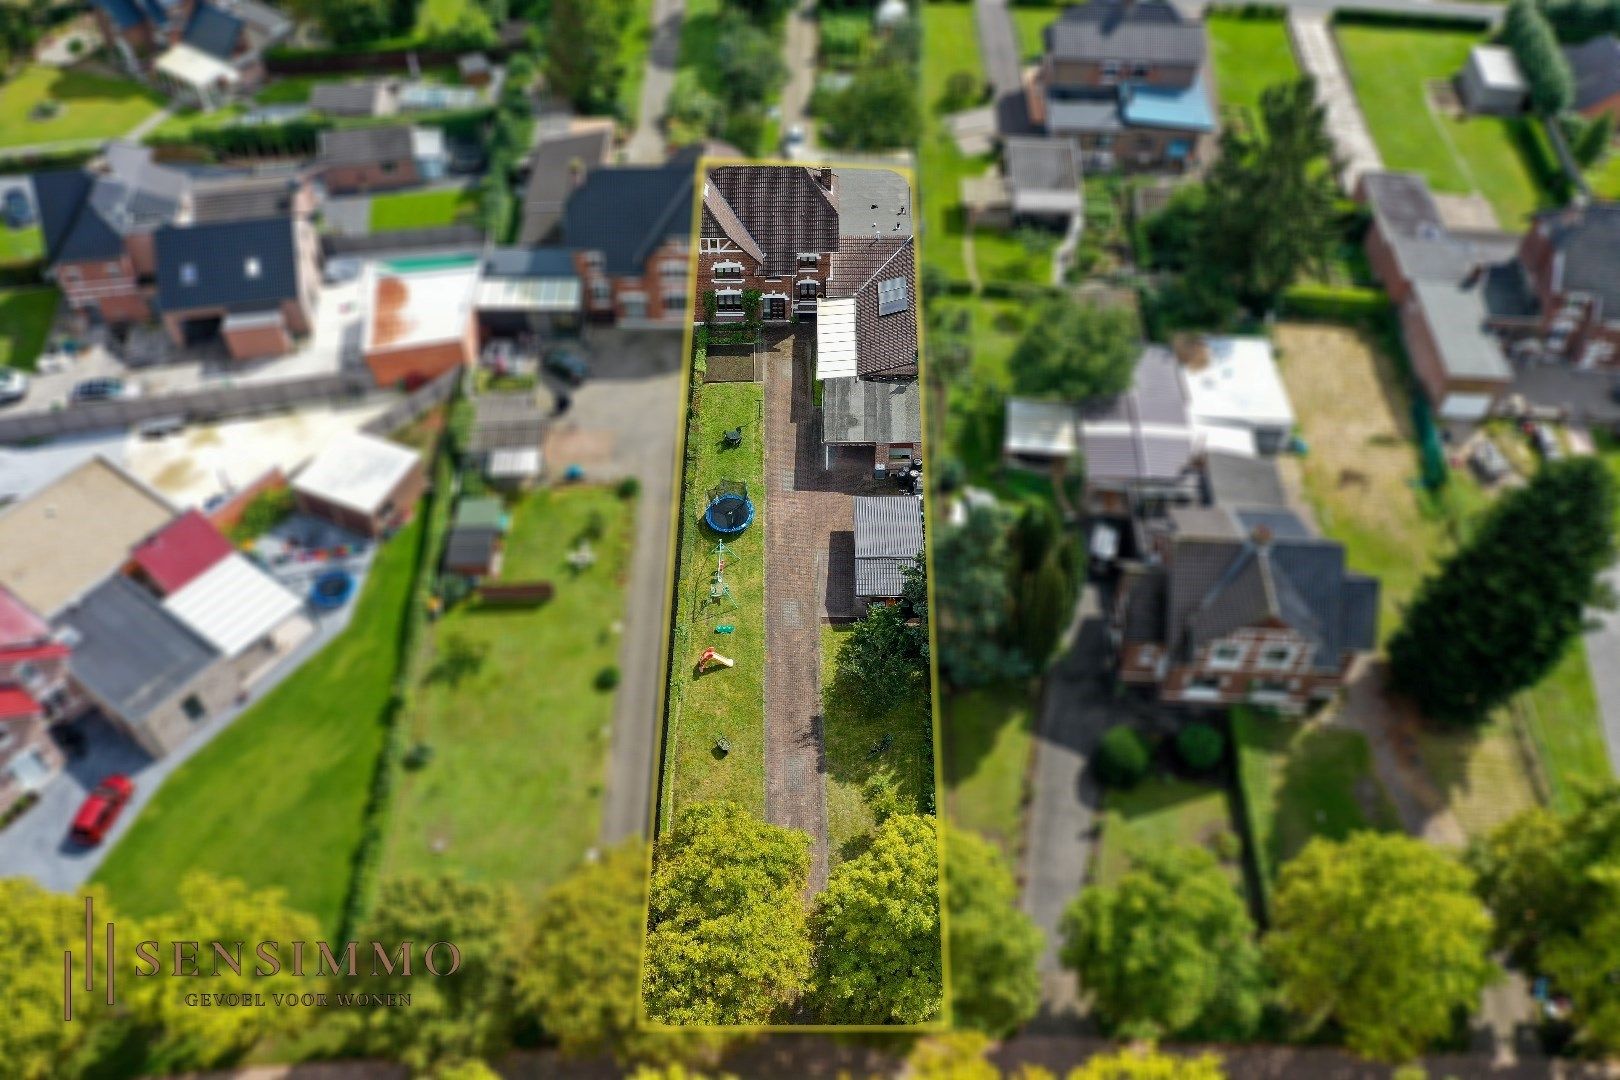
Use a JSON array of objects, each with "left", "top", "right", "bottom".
[
  {"left": 1339, "top": 574, "right": 1380, "bottom": 653},
  {"left": 57, "top": 576, "right": 219, "bottom": 722},
  {"left": 852, "top": 496, "right": 924, "bottom": 597},
  {"left": 1118, "top": 562, "right": 1166, "bottom": 644},
  {"left": 1204, "top": 451, "right": 1287, "bottom": 508},
  {"left": 701, "top": 184, "right": 766, "bottom": 265},
  {"left": 1538, "top": 201, "right": 1620, "bottom": 319},
  {"left": 1565, "top": 37, "right": 1620, "bottom": 114},
  {"left": 91, "top": 0, "right": 145, "bottom": 29},
  {"left": 153, "top": 217, "right": 299, "bottom": 314},
  {"left": 823, "top": 376, "right": 921, "bottom": 446},
  {"left": 1046, "top": 0, "right": 1206, "bottom": 67},
  {"left": 183, "top": 3, "right": 243, "bottom": 60},
  {"left": 190, "top": 174, "right": 300, "bottom": 223},
  {"left": 318, "top": 125, "right": 414, "bottom": 167},
  {"left": 520, "top": 126, "right": 614, "bottom": 245},
  {"left": 483, "top": 246, "right": 576, "bottom": 278},
  {"left": 828, "top": 236, "right": 918, "bottom": 378},
  {"left": 562, "top": 149, "right": 698, "bottom": 275},
  {"left": 1483, "top": 261, "right": 1540, "bottom": 320},
  {"left": 32, "top": 169, "right": 121, "bottom": 264},
  {"left": 703, "top": 165, "right": 840, "bottom": 276}
]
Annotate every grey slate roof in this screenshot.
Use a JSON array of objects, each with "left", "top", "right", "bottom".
[
  {"left": 483, "top": 246, "right": 576, "bottom": 279},
  {"left": 1565, "top": 36, "right": 1620, "bottom": 114},
  {"left": 1537, "top": 201, "right": 1620, "bottom": 321},
  {"left": 520, "top": 126, "right": 614, "bottom": 244},
  {"left": 183, "top": 3, "right": 243, "bottom": 60},
  {"left": 1005, "top": 136, "right": 1083, "bottom": 215},
  {"left": 33, "top": 170, "right": 120, "bottom": 263},
  {"left": 852, "top": 495, "right": 924, "bottom": 597},
  {"left": 823, "top": 376, "right": 921, "bottom": 446},
  {"left": 1205, "top": 451, "right": 1287, "bottom": 508},
  {"left": 57, "top": 576, "right": 219, "bottom": 722},
  {"left": 1410, "top": 279, "right": 1513, "bottom": 382},
  {"left": 702, "top": 165, "right": 841, "bottom": 276},
  {"left": 444, "top": 525, "right": 500, "bottom": 570},
  {"left": 190, "top": 174, "right": 300, "bottom": 222},
  {"left": 834, "top": 166, "right": 912, "bottom": 239},
  {"left": 310, "top": 81, "right": 394, "bottom": 118},
  {"left": 1079, "top": 346, "right": 1198, "bottom": 484},
  {"left": 1046, "top": 0, "right": 1206, "bottom": 67},
  {"left": 561, "top": 149, "right": 698, "bottom": 275},
  {"left": 153, "top": 216, "right": 299, "bottom": 314},
  {"left": 1083, "top": 345, "right": 1188, "bottom": 425},
  {"left": 318, "top": 125, "right": 415, "bottom": 167}
]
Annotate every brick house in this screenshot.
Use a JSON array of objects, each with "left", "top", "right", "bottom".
[
  {"left": 559, "top": 148, "right": 699, "bottom": 328},
  {"left": 1112, "top": 506, "right": 1379, "bottom": 712},
  {"left": 152, "top": 215, "right": 320, "bottom": 360},
  {"left": 90, "top": 0, "right": 290, "bottom": 106},
  {"left": 1026, "top": 0, "right": 1217, "bottom": 172},
  {"left": 1511, "top": 201, "right": 1620, "bottom": 369},
  {"left": 697, "top": 164, "right": 841, "bottom": 324},
  {"left": 316, "top": 126, "right": 446, "bottom": 195},
  {"left": 0, "top": 586, "right": 70, "bottom": 816}
]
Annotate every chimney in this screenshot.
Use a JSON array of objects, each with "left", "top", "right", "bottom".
[
  {"left": 1172, "top": 332, "right": 1209, "bottom": 372},
  {"left": 818, "top": 167, "right": 833, "bottom": 191},
  {"left": 1249, "top": 524, "right": 1273, "bottom": 547}
]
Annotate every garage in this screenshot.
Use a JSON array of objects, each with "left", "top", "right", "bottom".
[{"left": 179, "top": 313, "right": 223, "bottom": 346}]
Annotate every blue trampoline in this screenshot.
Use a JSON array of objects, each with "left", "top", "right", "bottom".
[
  {"left": 310, "top": 569, "right": 356, "bottom": 611},
  {"left": 703, "top": 481, "right": 755, "bottom": 535}
]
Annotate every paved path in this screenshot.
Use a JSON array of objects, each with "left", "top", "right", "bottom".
[
  {"left": 626, "top": 0, "right": 686, "bottom": 164},
  {"left": 1288, "top": 10, "right": 1384, "bottom": 191},
  {"left": 778, "top": 0, "right": 820, "bottom": 154},
  {"left": 1583, "top": 564, "right": 1620, "bottom": 779},
  {"left": 1020, "top": 585, "right": 1111, "bottom": 1027},
  {"left": 762, "top": 332, "right": 836, "bottom": 894},
  {"left": 976, "top": 0, "right": 1032, "bottom": 136}
]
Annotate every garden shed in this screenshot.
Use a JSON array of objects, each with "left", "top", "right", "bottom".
[{"left": 1458, "top": 45, "right": 1527, "bottom": 116}]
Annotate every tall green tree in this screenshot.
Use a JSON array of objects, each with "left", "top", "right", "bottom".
[
  {"left": 545, "top": 0, "right": 630, "bottom": 114},
  {"left": 933, "top": 504, "right": 1032, "bottom": 690},
  {"left": 1060, "top": 845, "right": 1265, "bottom": 1041},
  {"left": 946, "top": 827, "right": 1042, "bottom": 1037},
  {"left": 642, "top": 801, "right": 814, "bottom": 1024},
  {"left": 821, "top": 63, "right": 922, "bottom": 151},
  {"left": 347, "top": 876, "right": 525, "bottom": 1073},
  {"left": 1008, "top": 299, "right": 1139, "bottom": 401},
  {"left": 811, "top": 813, "right": 943, "bottom": 1023},
  {"left": 1505, "top": 0, "right": 1576, "bottom": 114},
  {"left": 0, "top": 880, "right": 108, "bottom": 1079},
  {"left": 1197, "top": 78, "right": 1341, "bottom": 306},
  {"left": 1471, "top": 786, "right": 1620, "bottom": 1055},
  {"left": 1265, "top": 833, "right": 1496, "bottom": 1062},
  {"left": 1389, "top": 458, "right": 1616, "bottom": 723},
  {"left": 517, "top": 843, "right": 727, "bottom": 1065}
]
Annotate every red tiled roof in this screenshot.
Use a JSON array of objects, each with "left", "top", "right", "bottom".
[
  {"left": 128, "top": 509, "right": 235, "bottom": 595},
  {"left": 0, "top": 585, "right": 50, "bottom": 650},
  {"left": 0, "top": 686, "right": 42, "bottom": 720}
]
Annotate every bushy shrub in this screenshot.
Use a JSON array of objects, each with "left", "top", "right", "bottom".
[
  {"left": 1096, "top": 726, "right": 1150, "bottom": 788},
  {"left": 594, "top": 666, "right": 620, "bottom": 691},
  {"left": 1175, "top": 722, "right": 1225, "bottom": 772},
  {"left": 616, "top": 476, "right": 640, "bottom": 500}
]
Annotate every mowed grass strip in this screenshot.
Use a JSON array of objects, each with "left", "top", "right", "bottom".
[
  {"left": 820, "top": 624, "right": 934, "bottom": 867},
  {"left": 0, "top": 65, "right": 163, "bottom": 149},
  {"left": 382, "top": 487, "right": 633, "bottom": 893},
  {"left": 93, "top": 513, "right": 426, "bottom": 932},
  {"left": 662, "top": 381, "right": 767, "bottom": 824},
  {"left": 1206, "top": 13, "right": 1300, "bottom": 125},
  {"left": 0, "top": 287, "right": 59, "bottom": 372},
  {"left": 1094, "top": 776, "right": 1242, "bottom": 889},
  {"left": 369, "top": 188, "right": 480, "bottom": 232},
  {"left": 942, "top": 683, "right": 1035, "bottom": 859}
]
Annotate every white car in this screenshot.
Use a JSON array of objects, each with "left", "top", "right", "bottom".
[{"left": 0, "top": 366, "right": 27, "bottom": 405}]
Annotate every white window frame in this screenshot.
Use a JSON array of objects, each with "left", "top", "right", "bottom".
[
  {"left": 1258, "top": 643, "right": 1299, "bottom": 670},
  {"left": 700, "top": 237, "right": 729, "bottom": 253},
  {"left": 1208, "top": 642, "right": 1247, "bottom": 671},
  {"left": 796, "top": 252, "right": 820, "bottom": 267},
  {"left": 712, "top": 260, "right": 744, "bottom": 280},
  {"left": 714, "top": 288, "right": 744, "bottom": 315},
  {"left": 761, "top": 292, "right": 790, "bottom": 320},
  {"left": 621, "top": 290, "right": 648, "bottom": 319}
]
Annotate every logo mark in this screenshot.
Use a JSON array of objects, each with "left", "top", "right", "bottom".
[{"left": 64, "top": 896, "right": 112, "bottom": 1021}]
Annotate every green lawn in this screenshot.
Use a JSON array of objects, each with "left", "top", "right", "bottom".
[
  {"left": 369, "top": 188, "right": 481, "bottom": 232},
  {"left": 920, "top": 3, "right": 984, "bottom": 282},
  {"left": 1094, "top": 775, "right": 1242, "bottom": 889},
  {"left": 1207, "top": 13, "right": 1300, "bottom": 126},
  {"left": 1233, "top": 709, "right": 1398, "bottom": 897},
  {"left": 93, "top": 513, "right": 426, "bottom": 933},
  {"left": 0, "top": 288, "right": 59, "bottom": 371},
  {"left": 1336, "top": 24, "right": 1551, "bottom": 227},
  {"left": 661, "top": 380, "right": 767, "bottom": 826},
  {"left": 0, "top": 224, "right": 41, "bottom": 263},
  {"left": 415, "top": 0, "right": 477, "bottom": 39},
  {"left": 617, "top": 0, "right": 654, "bottom": 123},
  {"left": 0, "top": 65, "right": 163, "bottom": 149},
  {"left": 1589, "top": 146, "right": 1620, "bottom": 200},
  {"left": 821, "top": 624, "right": 935, "bottom": 866},
  {"left": 1011, "top": 7, "right": 1053, "bottom": 63},
  {"left": 381, "top": 487, "right": 632, "bottom": 893},
  {"left": 942, "top": 684, "right": 1036, "bottom": 859}
]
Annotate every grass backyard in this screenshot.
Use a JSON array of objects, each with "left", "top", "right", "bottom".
[
  {"left": 0, "top": 65, "right": 163, "bottom": 149},
  {"left": 93, "top": 513, "right": 426, "bottom": 933},
  {"left": 1590, "top": 146, "right": 1620, "bottom": 200},
  {"left": 0, "top": 288, "right": 59, "bottom": 371},
  {"left": 821, "top": 625, "right": 935, "bottom": 867},
  {"left": 675, "top": 0, "right": 780, "bottom": 154},
  {"left": 661, "top": 380, "right": 767, "bottom": 826},
  {"left": 1206, "top": 13, "right": 1300, "bottom": 126},
  {"left": 369, "top": 188, "right": 481, "bottom": 232},
  {"left": 1336, "top": 24, "right": 1552, "bottom": 227},
  {"left": 920, "top": 2, "right": 983, "bottom": 283},
  {"left": 942, "top": 684, "right": 1036, "bottom": 858},
  {"left": 381, "top": 487, "right": 633, "bottom": 893},
  {"left": 0, "top": 224, "right": 41, "bottom": 263},
  {"left": 1094, "top": 775, "right": 1243, "bottom": 889},
  {"left": 1011, "top": 7, "right": 1053, "bottom": 63}
]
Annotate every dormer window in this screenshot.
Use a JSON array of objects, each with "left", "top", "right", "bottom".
[
  {"left": 244, "top": 257, "right": 261, "bottom": 279},
  {"left": 180, "top": 263, "right": 198, "bottom": 286},
  {"left": 797, "top": 252, "right": 819, "bottom": 268},
  {"left": 713, "top": 261, "right": 743, "bottom": 280}
]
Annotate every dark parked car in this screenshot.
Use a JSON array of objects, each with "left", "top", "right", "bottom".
[
  {"left": 2, "top": 188, "right": 34, "bottom": 228},
  {"left": 1523, "top": 420, "right": 1563, "bottom": 461},
  {"left": 69, "top": 377, "right": 138, "bottom": 405},
  {"left": 544, "top": 345, "right": 589, "bottom": 386},
  {"left": 70, "top": 775, "right": 134, "bottom": 846}
]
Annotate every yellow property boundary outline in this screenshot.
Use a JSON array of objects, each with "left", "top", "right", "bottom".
[{"left": 636, "top": 155, "right": 951, "bottom": 1033}]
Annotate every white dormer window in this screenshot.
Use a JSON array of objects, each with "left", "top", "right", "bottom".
[
  {"left": 180, "top": 263, "right": 198, "bottom": 286},
  {"left": 244, "top": 257, "right": 261, "bottom": 279},
  {"left": 1259, "top": 644, "right": 1299, "bottom": 670},
  {"left": 713, "top": 261, "right": 743, "bottom": 280},
  {"left": 1208, "top": 642, "right": 1246, "bottom": 671},
  {"left": 797, "top": 252, "right": 819, "bottom": 267}
]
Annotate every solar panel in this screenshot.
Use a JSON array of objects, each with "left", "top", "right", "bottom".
[{"left": 877, "top": 276, "right": 909, "bottom": 316}]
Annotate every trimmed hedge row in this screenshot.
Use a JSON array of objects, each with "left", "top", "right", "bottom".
[
  {"left": 1277, "top": 283, "right": 1391, "bottom": 320},
  {"left": 1329, "top": 8, "right": 1490, "bottom": 31}
]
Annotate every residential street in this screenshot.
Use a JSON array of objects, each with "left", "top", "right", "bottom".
[
  {"left": 976, "top": 0, "right": 1031, "bottom": 136},
  {"left": 1020, "top": 585, "right": 1111, "bottom": 1027},
  {"left": 626, "top": 0, "right": 687, "bottom": 163},
  {"left": 779, "top": 0, "right": 820, "bottom": 155}
]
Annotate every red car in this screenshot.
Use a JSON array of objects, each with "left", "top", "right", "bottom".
[{"left": 70, "top": 775, "right": 134, "bottom": 846}]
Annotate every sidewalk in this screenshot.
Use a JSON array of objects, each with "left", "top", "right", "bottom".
[{"left": 1287, "top": 10, "right": 1383, "bottom": 191}]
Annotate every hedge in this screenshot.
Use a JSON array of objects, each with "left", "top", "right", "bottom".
[
  {"left": 1329, "top": 8, "right": 1490, "bottom": 31},
  {"left": 1277, "top": 283, "right": 1391, "bottom": 320}
]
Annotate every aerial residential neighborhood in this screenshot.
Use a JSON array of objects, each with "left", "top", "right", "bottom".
[{"left": 0, "top": 0, "right": 1617, "bottom": 1075}]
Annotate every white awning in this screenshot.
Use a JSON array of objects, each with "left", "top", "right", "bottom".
[
  {"left": 155, "top": 43, "right": 241, "bottom": 90},
  {"left": 817, "top": 296, "right": 858, "bottom": 379},
  {"left": 475, "top": 277, "right": 581, "bottom": 313},
  {"left": 488, "top": 447, "right": 542, "bottom": 478},
  {"left": 163, "top": 553, "right": 302, "bottom": 657}
]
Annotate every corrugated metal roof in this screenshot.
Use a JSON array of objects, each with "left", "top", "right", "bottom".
[
  {"left": 163, "top": 552, "right": 302, "bottom": 657},
  {"left": 853, "top": 496, "right": 924, "bottom": 598}
]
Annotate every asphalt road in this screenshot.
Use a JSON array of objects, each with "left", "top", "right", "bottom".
[{"left": 626, "top": 0, "right": 687, "bottom": 163}]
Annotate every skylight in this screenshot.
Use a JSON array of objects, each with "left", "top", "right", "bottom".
[{"left": 876, "top": 275, "right": 908, "bottom": 316}]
